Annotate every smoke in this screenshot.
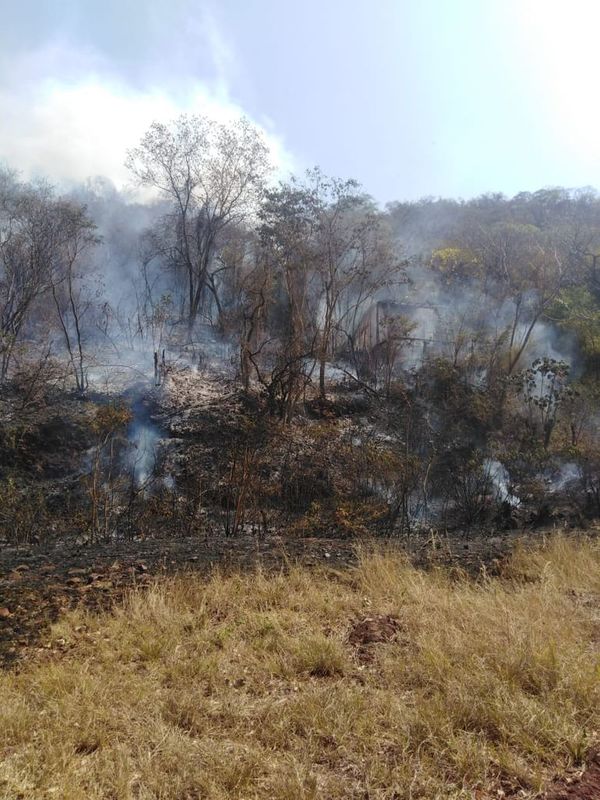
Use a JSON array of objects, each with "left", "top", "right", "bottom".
[
  {"left": 387, "top": 198, "right": 468, "bottom": 260},
  {"left": 0, "top": 1, "right": 295, "bottom": 192},
  {"left": 125, "top": 391, "right": 163, "bottom": 487},
  {"left": 484, "top": 459, "right": 520, "bottom": 507},
  {"left": 383, "top": 266, "right": 575, "bottom": 374},
  {"left": 518, "top": 319, "right": 576, "bottom": 372},
  {"left": 128, "top": 419, "right": 160, "bottom": 487},
  {"left": 72, "top": 179, "right": 160, "bottom": 279},
  {"left": 546, "top": 462, "right": 581, "bottom": 493}
]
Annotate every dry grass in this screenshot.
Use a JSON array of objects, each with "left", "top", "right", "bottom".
[{"left": 1, "top": 536, "right": 600, "bottom": 799}]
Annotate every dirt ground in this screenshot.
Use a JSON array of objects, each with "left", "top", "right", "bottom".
[
  {"left": 0, "top": 526, "right": 581, "bottom": 669},
  {"left": 543, "top": 751, "right": 600, "bottom": 799},
  {"left": 0, "top": 531, "right": 353, "bottom": 668}
]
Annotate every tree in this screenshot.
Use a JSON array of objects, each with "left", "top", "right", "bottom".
[
  {"left": 232, "top": 245, "right": 274, "bottom": 395},
  {"left": 49, "top": 201, "right": 99, "bottom": 394},
  {"left": 308, "top": 169, "right": 402, "bottom": 399},
  {"left": 257, "top": 181, "right": 319, "bottom": 421},
  {"left": 0, "top": 172, "right": 52, "bottom": 380},
  {"left": 257, "top": 171, "right": 404, "bottom": 404},
  {"left": 126, "top": 114, "right": 271, "bottom": 333},
  {"left": 0, "top": 172, "right": 96, "bottom": 383},
  {"left": 460, "top": 221, "right": 565, "bottom": 374}
]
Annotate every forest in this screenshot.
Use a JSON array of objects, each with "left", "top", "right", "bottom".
[{"left": 2, "top": 113, "right": 600, "bottom": 549}]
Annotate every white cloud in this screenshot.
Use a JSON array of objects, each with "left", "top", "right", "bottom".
[
  {"left": 0, "top": 23, "right": 296, "bottom": 193},
  {"left": 0, "top": 78, "right": 293, "bottom": 190}
]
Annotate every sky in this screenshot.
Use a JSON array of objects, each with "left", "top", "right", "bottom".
[{"left": 1, "top": 0, "right": 600, "bottom": 203}]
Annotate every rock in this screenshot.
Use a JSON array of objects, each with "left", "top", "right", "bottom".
[
  {"left": 67, "top": 568, "right": 88, "bottom": 577},
  {"left": 0, "top": 607, "right": 11, "bottom": 618}
]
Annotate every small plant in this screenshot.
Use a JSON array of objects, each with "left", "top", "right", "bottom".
[
  {"left": 514, "top": 358, "right": 572, "bottom": 449},
  {"left": 86, "top": 402, "right": 132, "bottom": 542}
]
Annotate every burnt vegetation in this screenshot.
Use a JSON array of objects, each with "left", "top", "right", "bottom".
[{"left": 2, "top": 113, "right": 600, "bottom": 549}]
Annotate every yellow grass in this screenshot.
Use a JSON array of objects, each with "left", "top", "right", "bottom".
[{"left": 1, "top": 535, "right": 600, "bottom": 799}]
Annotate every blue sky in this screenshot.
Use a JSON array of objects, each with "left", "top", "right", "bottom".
[{"left": 1, "top": 0, "right": 599, "bottom": 202}]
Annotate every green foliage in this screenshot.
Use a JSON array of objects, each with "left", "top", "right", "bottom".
[{"left": 430, "top": 246, "right": 482, "bottom": 283}]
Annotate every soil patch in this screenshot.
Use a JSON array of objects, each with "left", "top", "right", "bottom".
[{"left": 544, "top": 751, "right": 600, "bottom": 799}]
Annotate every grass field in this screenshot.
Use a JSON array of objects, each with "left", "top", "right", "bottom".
[{"left": 1, "top": 536, "right": 600, "bottom": 799}]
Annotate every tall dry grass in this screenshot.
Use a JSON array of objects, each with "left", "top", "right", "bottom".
[{"left": 1, "top": 535, "right": 600, "bottom": 799}]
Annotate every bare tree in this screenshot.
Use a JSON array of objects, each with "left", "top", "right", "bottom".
[
  {"left": 460, "top": 220, "right": 565, "bottom": 374},
  {"left": 0, "top": 172, "right": 96, "bottom": 383},
  {"left": 50, "top": 201, "right": 99, "bottom": 395},
  {"left": 308, "top": 170, "right": 403, "bottom": 398},
  {"left": 126, "top": 114, "right": 271, "bottom": 334}
]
